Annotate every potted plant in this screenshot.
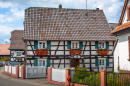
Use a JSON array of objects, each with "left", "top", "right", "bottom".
[
  {"left": 35, "top": 49, "right": 49, "bottom": 56},
  {"left": 96, "top": 48, "right": 109, "bottom": 56},
  {"left": 70, "top": 49, "right": 82, "bottom": 55},
  {"left": 16, "top": 57, "right": 19, "bottom": 61},
  {"left": 19, "top": 57, "right": 22, "bottom": 61}
]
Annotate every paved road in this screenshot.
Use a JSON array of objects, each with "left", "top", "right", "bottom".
[{"left": 0, "top": 67, "right": 63, "bottom": 86}]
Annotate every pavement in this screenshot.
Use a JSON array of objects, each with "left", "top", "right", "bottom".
[{"left": 0, "top": 67, "right": 64, "bottom": 86}]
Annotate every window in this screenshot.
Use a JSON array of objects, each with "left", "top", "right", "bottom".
[
  {"left": 99, "top": 58, "right": 106, "bottom": 66},
  {"left": 17, "top": 52, "right": 21, "bottom": 56},
  {"left": 98, "top": 42, "right": 105, "bottom": 49},
  {"left": 38, "top": 59, "right": 46, "bottom": 66},
  {"left": 38, "top": 41, "right": 46, "bottom": 49},
  {"left": 71, "top": 41, "right": 79, "bottom": 49}
]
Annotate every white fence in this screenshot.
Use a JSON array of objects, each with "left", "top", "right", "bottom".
[
  {"left": 19, "top": 66, "right": 21, "bottom": 77},
  {"left": 26, "top": 66, "right": 47, "bottom": 79},
  {"left": 9, "top": 66, "right": 11, "bottom": 73},
  {"left": 12, "top": 66, "right": 16, "bottom": 74},
  {"left": 5, "top": 65, "right": 8, "bottom": 72},
  {"left": 52, "top": 68, "right": 66, "bottom": 82}
]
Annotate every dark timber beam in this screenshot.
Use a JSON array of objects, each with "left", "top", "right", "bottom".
[
  {"left": 54, "top": 41, "right": 60, "bottom": 55},
  {"left": 29, "top": 41, "right": 35, "bottom": 56},
  {"left": 89, "top": 41, "right": 91, "bottom": 71},
  {"left": 64, "top": 41, "right": 65, "bottom": 68},
  {"left": 58, "top": 59, "right": 61, "bottom": 68}
]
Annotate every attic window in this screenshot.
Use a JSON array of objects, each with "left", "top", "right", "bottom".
[{"left": 127, "top": 6, "right": 130, "bottom": 20}]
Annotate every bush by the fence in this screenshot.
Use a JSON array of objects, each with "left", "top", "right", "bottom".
[{"left": 71, "top": 67, "right": 100, "bottom": 85}]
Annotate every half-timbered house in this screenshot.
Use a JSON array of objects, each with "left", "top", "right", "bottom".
[
  {"left": 111, "top": 0, "right": 130, "bottom": 72},
  {"left": 9, "top": 30, "right": 25, "bottom": 65},
  {"left": 24, "top": 5, "right": 116, "bottom": 72}
]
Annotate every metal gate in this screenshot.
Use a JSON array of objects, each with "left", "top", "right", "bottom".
[
  {"left": 106, "top": 72, "right": 130, "bottom": 86},
  {"left": 26, "top": 66, "right": 47, "bottom": 79}
]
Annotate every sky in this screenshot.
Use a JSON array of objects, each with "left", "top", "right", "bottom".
[{"left": 0, "top": 0, "right": 124, "bottom": 44}]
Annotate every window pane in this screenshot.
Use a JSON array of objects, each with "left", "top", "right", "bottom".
[
  {"left": 17, "top": 52, "right": 21, "bottom": 56},
  {"left": 39, "top": 42, "right": 42, "bottom": 48},
  {"left": 43, "top": 60, "right": 45, "bottom": 66},
  {"left": 72, "top": 43, "right": 74, "bottom": 49},
  {"left": 102, "top": 43, "right": 104, "bottom": 48},
  {"left": 100, "top": 60, "right": 101, "bottom": 65},
  {"left": 76, "top": 43, "right": 77, "bottom": 48},
  {"left": 99, "top": 43, "right": 101, "bottom": 48},
  {"left": 39, "top": 60, "right": 42, "bottom": 66},
  {"left": 43, "top": 43, "right": 45, "bottom": 48}
]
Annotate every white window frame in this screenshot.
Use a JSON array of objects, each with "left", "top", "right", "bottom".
[
  {"left": 98, "top": 41, "right": 106, "bottom": 49},
  {"left": 38, "top": 41, "right": 47, "bottom": 49},
  {"left": 98, "top": 58, "right": 106, "bottom": 66},
  {"left": 16, "top": 51, "right": 22, "bottom": 57},
  {"left": 71, "top": 41, "right": 79, "bottom": 49},
  {"left": 38, "top": 59, "right": 47, "bottom": 67}
]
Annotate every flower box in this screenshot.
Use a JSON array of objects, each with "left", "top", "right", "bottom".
[
  {"left": 70, "top": 49, "right": 82, "bottom": 55},
  {"left": 35, "top": 49, "right": 49, "bottom": 56},
  {"left": 96, "top": 49, "right": 109, "bottom": 56}
]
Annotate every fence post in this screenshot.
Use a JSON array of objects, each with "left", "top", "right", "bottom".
[
  {"left": 21, "top": 66, "right": 26, "bottom": 79},
  {"left": 16, "top": 65, "right": 19, "bottom": 78},
  {"left": 65, "top": 68, "right": 70, "bottom": 86},
  {"left": 48, "top": 67, "right": 52, "bottom": 83},
  {"left": 100, "top": 70, "right": 106, "bottom": 86}
]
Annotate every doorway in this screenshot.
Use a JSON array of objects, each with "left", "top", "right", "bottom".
[{"left": 71, "top": 59, "right": 79, "bottom": 69}]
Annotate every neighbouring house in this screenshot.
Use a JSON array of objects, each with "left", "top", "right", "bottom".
[
  {"left": 109, "top": 23, "right": 118, "bottom": 31},
  {"left": 9, "top": 30, "right": 25, "bottom": 65},
  {"left": 111, "top": 0, "right": 130, "bottom": 72},
  {"left": 0, "top": 44, "right": 10, "bottom": 58},
  {"left": 23, "top": 5, "right": 116, "bottom": 72}
]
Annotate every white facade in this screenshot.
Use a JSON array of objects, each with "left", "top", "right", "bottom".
[
  {"left": 114, "top": 32, "right": 130, "bottom": 72},
  {"left": 26, "top": 40, "right": 114, "bottom": 72},
  {"left": 121, "top": 0, "right": 130, "bottom": 25}
]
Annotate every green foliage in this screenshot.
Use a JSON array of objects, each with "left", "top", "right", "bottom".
[
  {"left": 107, "top": 73, "right": 130, "bottom": 86},
  {"left": 71, "top": 66, "right": 100, "bottom": 85},
  {"left": 0, "top": 57, "right": 10, "bottom": 61}
]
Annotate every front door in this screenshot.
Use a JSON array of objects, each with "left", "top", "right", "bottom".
[
  {"left": 99, "top": 58, "right": 106, "bottom": 71},
  {"left": 71, "top": 59, "right": 79, "bottom": 69}
]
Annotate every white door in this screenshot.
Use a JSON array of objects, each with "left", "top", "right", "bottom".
[{"left": 99, "top": 58, "right": 106, "bottom": 71}]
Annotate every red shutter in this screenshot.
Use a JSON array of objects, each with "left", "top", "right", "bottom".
[{"left": 128, "top": 36, "right": 130, "bottom": 60}]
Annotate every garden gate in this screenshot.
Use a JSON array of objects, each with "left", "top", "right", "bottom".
[{"left": 26, "top": 66, "right": 47, "bottom": 79}]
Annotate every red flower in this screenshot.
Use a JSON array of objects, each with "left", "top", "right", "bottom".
[
  {"left": 69, "top": 49, "right": 82, "bottom": 55},
  {"left": 35, "top": 49, "right": 49, "bottom": 56},
  {"left": 96, "top": 48, "right": 109, "bottom": 56}
]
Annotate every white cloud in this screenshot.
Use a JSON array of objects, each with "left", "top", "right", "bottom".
[{"left": 3, "top": 39, "right": 10, "bottom": 44}]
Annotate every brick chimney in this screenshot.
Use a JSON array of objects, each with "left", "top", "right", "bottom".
[
  {"left": 59, "top": 4, "right": 62, "bottom": 9},
  {"left": 96, "top": 8, "right": 99, "bottom": 11}
]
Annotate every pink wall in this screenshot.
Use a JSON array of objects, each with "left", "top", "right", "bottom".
[{"left": 4, "top": 65, "right": 26, "bottom": 79}]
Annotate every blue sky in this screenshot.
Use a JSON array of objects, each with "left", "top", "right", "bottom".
[{"left": 0, "top": 0, "right": 124, "bottom": 44}]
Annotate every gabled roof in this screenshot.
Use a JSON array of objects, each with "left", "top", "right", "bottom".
[
  {"left": 109, "top": 23, "right": 118, "bottom": 31},
  {"left": 0, "top": 44, "right": 10, "bottom": 55},
  {"left": 9, "top": 30, "right": 25, "bottom": 50},
  {"left": 24, "top": 7, "right": 115, "bottom": 41},
  {"left": 111, "top": 22, "right": 130, "bottom": 34},
  {"left": 118, "top": 0, "right": 128, "bottom": 26}
]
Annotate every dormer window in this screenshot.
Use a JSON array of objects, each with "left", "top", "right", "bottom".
[{"left": 127, "top": 6, "right": 130, "bottom": 20}]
